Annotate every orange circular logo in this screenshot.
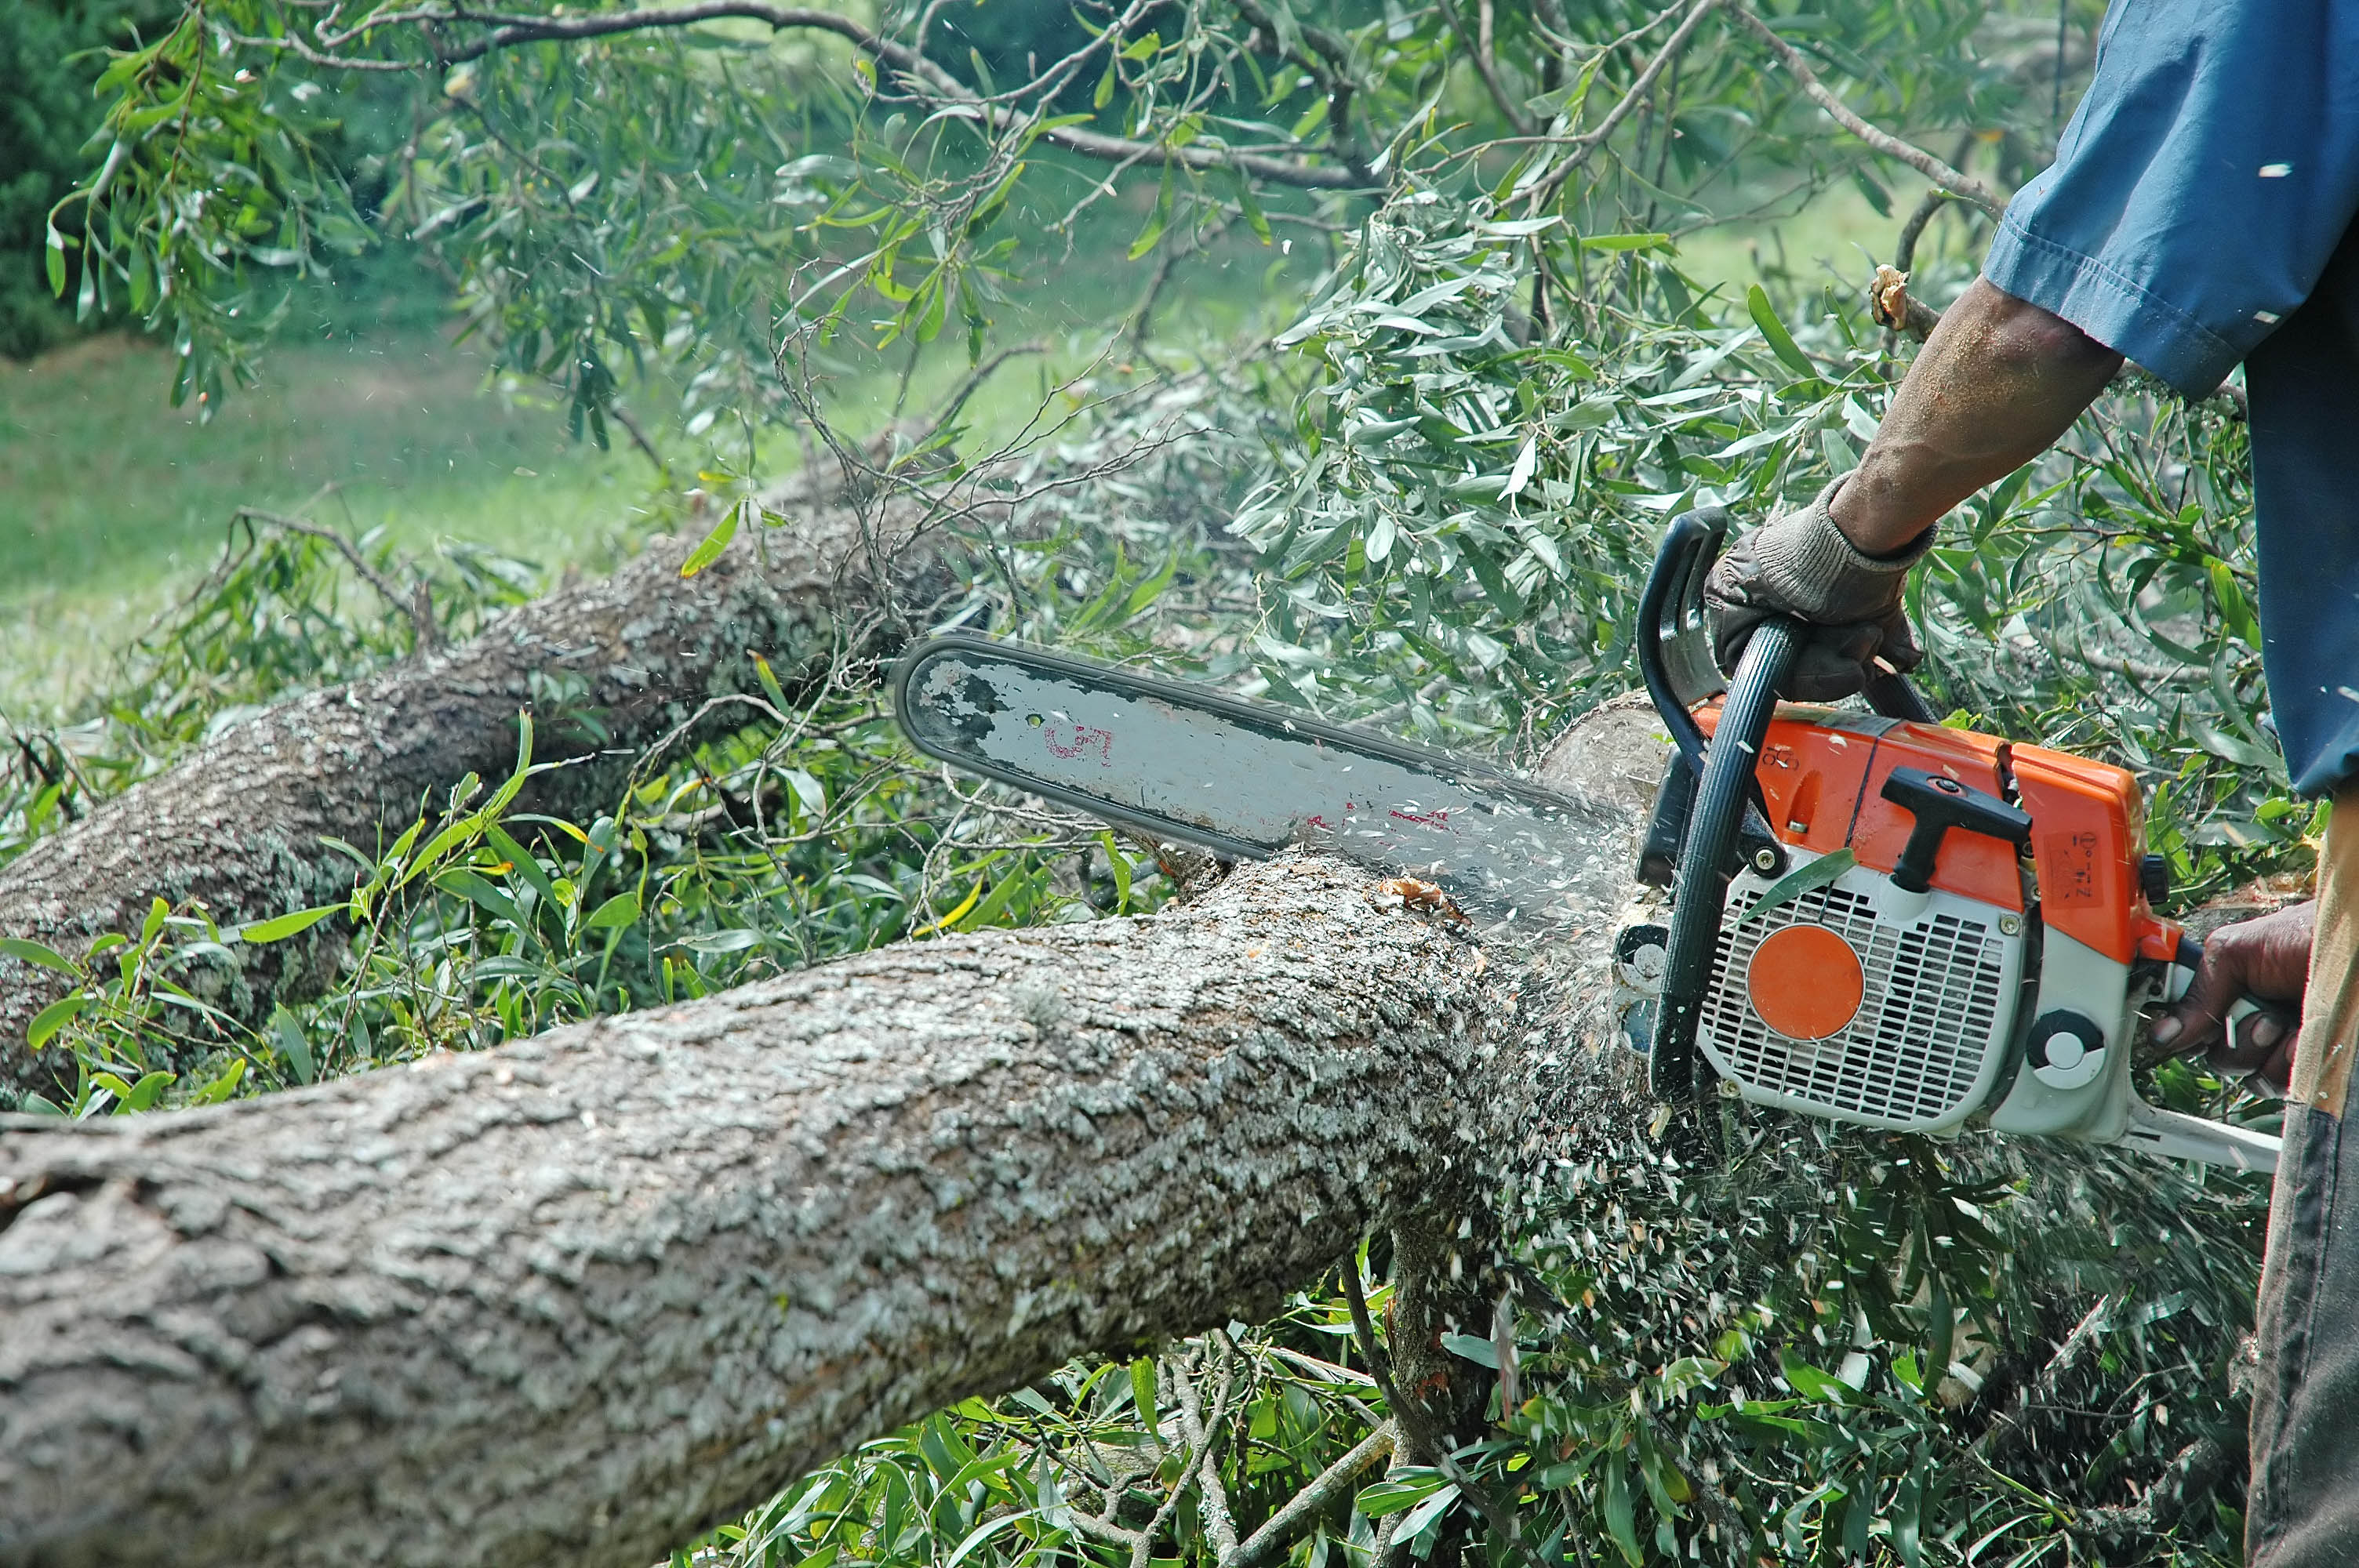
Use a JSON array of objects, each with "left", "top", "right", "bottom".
[{"left": 1745, "top": 924, "right": 1866, "bottom": 1041}]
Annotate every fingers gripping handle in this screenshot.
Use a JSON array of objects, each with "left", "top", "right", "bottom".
[{"left": 2162, "top": 935, "right": 2299, "bottom": 1090}]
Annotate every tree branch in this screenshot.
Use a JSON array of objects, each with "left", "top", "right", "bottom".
[
  {"left": 234, "top": 506, "right": 442, "bottom": 651},
  {"left": 261, "top": 2, "right": 1376, "bottom": 191},
  {"left": 1339, "top": 1265, "right": 1554, "bottom": 1568},
  {"left": 1527, "top": 0, "right": 1717, "bottom": 207},
  {"left": 1721, "top": 2, "right": 2006, "bottom": 216},
  {"left": 1220, "top": 1421, "right": 1398, "bottom": 1568}
]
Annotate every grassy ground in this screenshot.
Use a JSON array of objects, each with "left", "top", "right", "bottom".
[
  {"left": 0, "top": 331, "right": 662, "bottom": 718},
  {"left": 0, "top": 205, "right": 1316, "bottom": 720}
]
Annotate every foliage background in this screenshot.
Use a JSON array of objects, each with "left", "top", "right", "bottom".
[{"left": 0, "top": 0, "right": 2299, "bottom": 1561}]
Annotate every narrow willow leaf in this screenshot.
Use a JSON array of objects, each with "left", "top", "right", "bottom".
[
  {"left": 1746, "top": 284, "right": 1816, "bottom": 379},
  {"left": 1129, "top": 1358, "right": 1159, "bottom": 1432},
  {"left": 1736, "top": 849, "right": 1856, "bottom": 927},
  {"left": 680, "top": 503, "right": 741, "bottom": 579},
  {"left": 238, "top": 902, "right": 345, "bottom": 944},
  {"left": 26, "top": 996, "right": 86, "bottom": 1052},
  {"left": 0, "top": 936, "right": 75, "bottom": 974},
  {"left": 583, "top": 891, "right": 642, "bottom": 930},
  {"left": 272, "top": 1006, "right": 315, "bottom": 1085}
]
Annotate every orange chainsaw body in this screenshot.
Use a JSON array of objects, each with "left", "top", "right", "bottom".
[
  {"left": 1682, "top": 702, "right": 2201, "bottom": 1142},
  {"left": 1696, "top": 703, "right": 2187, "bottom": 964}
]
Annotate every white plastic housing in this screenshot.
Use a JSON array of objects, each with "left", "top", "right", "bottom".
[{"left": 1698, "top": 848, "right": 2028, "bottom": 1133}]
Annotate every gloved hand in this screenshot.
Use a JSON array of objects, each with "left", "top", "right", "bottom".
[{"left": 1704, "top": 478, "right": 1932, "bottom": 701}]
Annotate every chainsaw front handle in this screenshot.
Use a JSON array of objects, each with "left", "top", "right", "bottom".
[{"left": 1648, "top": 614, "right": 1799, "bottom": 1101}]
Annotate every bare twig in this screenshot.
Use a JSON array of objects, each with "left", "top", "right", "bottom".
[
  {"left": 1455, "top": 0, "right": 1534, "bottom": 138},
  {"left": 234, "top": 506, "right": 440, "bottom": 650},
  {"left": 1527, "top": 0, "right": 1717, "bottom": 207},
  {"left": 1220, "top": 1421, "right": 1398, "bottom": 1568},
  {"left": 1173, "top": 1340, "right": 1241, "bottom": 1564},
  {"left": 1339, "top": 1265, "right": 1554, "bottom": 1568},
  {"left": 605, "top": 401, "right": 671, "bottom": 480},
  {"left": 1892, "top": 187, "right": 1953, "bottom": 275},
  {"left": 918, "top": 339, "right": 1050, "bottom": 446},
  {"left": 249, "top": 2, "right": 1373, "bottom": 191},
  {"left": 1722, "top": 2, "right": 2006, "bottom": 216}
]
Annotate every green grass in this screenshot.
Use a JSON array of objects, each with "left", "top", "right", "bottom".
[
  {"left": 0, "top": 330, "right": 664, "bottom": 719},
  {"left": 0, "top": 214, "right": 1317, "bottom": 720}
]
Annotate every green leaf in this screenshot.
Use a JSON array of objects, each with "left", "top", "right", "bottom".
[
  {"left": 1098, "top": 831, "right": 1132, "bottom": 910},
  {"left": 122, "top": 1069, "right": 176, "bottom": 1112},
  {"left": 957, "top": 863, "right": 1032, "bottom": 931},
  {"left": 485, "top": 823, "right": 561, "bottom": 913},
  {"left": 44, "top": 221, "right": 67, "bottom": 296},
  {"left": 680, "top": 501, "right": 743, "bottom": 579},
  {"left": 1358, "top": 1469, "right": 1448, "bottom": 1517},
  {"left": 1, "top": 936, "right": 76, "bottom": 974},
  {"left": 1747, "top": 284, "right": 1816, "bottom": 379},
  {"left": 1093, "top": 53, "right": 1117, "bottom": 110},
  {"left": 752, "top": 652, "right": 791, "bottom": 712},
  {"left": 273, "top": 1007, "right": 316, "bottom": 1085},
  {"left": 193, "top": 1058, "right": 249, "bottom": 1105},
  {"left": 583, "top": 891, "right": 642, "bottom": 930},
  {"left": 1440, "top": 1331, "right": 1497, "bottom": 1367},
  {"left": 27, "top": 996, "right": 86, "bottom": 1051},
  {"left": 239, "top": 902, "right": 345, "bottom": 944},
  {"left": 941, "top": 1512, "right": 1026, "bottom": 1568},
  {"left": 1735, "top": 849, "right": 1856, "bottom": 926},
  {"left": 1463, "top": 549, "right": 1524, "bottom": 619},
  {"left": 1232, "top": 171, "right": 1273, "bottom": 245},
  {"left": 1579, "top": 232, "right": 1670, "bottom": 252},
  {"left": 1601, "top": 1460, "right": 1643, "bottom": 1566},
  {"left": 436, "top": 868, "right": 522, "bottom": 926},
  {"left": 1128, "top": 164, "right": 1173, "bottom": 260},
  {"left": 1130, "top": 1358, "right": 1159, "bottom": 1432}
]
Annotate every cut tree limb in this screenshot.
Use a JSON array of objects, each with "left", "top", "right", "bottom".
[
  {"left": 0, "top": 469, "right": 961, "bottom": 1090},
  {"left": 0, "top": 833, "right": 1645, "bottom": 1568}
]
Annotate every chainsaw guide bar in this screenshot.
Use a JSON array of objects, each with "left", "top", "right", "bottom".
[{"left": 891, "top": 633, "right": 1620, "bottom": 930}]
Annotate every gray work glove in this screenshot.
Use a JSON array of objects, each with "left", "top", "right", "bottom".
[{"left": 1704, "top": 478, "right": 1932, "bottom": 701}]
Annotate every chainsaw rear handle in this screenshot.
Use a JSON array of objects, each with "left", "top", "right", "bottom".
[{"left": 2164, "top": 934, "right": 2300, "bottom": 1094}]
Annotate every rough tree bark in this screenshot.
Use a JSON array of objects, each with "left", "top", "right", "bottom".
[
  {"left": 0, "top": 829, "right": 1647, "bottom": 1568},
  {"left": 0, "top": 471, "right": 961, "bottom": 1091}
]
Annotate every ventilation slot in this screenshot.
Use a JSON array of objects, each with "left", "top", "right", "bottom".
[{"left": 1701, "top": 884, "right": 2010, "bottom": 1129}]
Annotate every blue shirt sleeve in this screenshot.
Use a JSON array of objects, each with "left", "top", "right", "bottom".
[{"left": 1980, "top": 0, "right": 2359, "bottom": 397}]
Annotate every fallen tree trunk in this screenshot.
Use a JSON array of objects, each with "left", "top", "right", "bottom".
[
  {"left": 0, "top": 842, "right": 1638, "bottom": 1568},
  {"left": 0, "top": 474, "right": 957, "bottom": 1089}
]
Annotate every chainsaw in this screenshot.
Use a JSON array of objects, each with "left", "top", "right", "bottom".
[{"left": 891, "top": 512, "right": 2281, "bottom": 1173}]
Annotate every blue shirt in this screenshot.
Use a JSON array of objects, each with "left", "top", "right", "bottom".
[{"left": 1980, "top": 0, "right": 2359, "bottom": 794}]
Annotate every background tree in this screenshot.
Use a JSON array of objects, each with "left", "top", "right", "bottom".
[{"left": 0, "top": 0, "right": 2303, "bottom": 1563}]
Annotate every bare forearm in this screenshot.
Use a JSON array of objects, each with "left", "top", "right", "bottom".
[{"left": 1832, "top": 278, "right": 2121, "bottom": 555}]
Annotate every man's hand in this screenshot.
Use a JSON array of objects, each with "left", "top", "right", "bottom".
[
  {"left": 2152, "top": 900, "right": 2314, "bottom": 1094},
  {"left": 1704, "top": 478, "right": 1931, "bottom": 700},
  {"left": 1707, "top": 279, "right": 2121, "bottom": 699}
]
